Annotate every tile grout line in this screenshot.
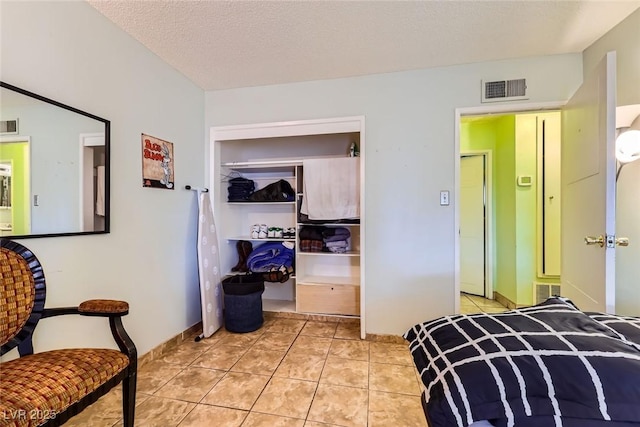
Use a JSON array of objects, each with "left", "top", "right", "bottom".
[{"left": 76, "top": 317, "right": 425, "bottom": 427}]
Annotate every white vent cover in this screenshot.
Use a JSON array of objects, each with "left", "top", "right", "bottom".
[
  {"left": 0, "top": 119, "right": 18, "bottom": 135},
  {"left": 481, "top": 79, "right": 528, "bottom": 103},
  {"left": 534, "top": 282, "right": 561, "bottom": 305}
]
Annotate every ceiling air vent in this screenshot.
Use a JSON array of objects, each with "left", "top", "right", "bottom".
[
  {"left": 0, "top": 119, "right": 18, "bottom": 135},
  {"left": 481, "top": 79, "right": 528, "bottom": 103}
]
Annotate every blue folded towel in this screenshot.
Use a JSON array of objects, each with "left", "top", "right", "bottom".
[
  {"left": 322, "top": 227, "right": 351, "bottom": 242},
  {"left": 247, "top": 242, "right": 295, "bottom": 273}
]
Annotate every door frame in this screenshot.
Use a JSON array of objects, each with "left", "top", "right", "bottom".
[
  {"left": 454, "top": 101, "right": 565, "bottom": 314},
  {"left": 78, "top": 132, "right": 105, "bottom": 232},
  {"left": 210, "top": 115, "right": 367, "bottom": 339},
  {"left": 460, "top": 151, "right": 492, "bottom": 299}
]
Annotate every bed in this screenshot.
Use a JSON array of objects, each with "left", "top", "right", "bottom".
[{"left": 403, "top": 297, "right": 640, "bottom": 427}]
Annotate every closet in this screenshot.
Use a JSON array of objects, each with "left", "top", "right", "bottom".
[{"left": 210, "top": 117, "right": 365, "bottom": 337}]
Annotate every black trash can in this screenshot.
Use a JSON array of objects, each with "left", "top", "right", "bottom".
[{"left": 222, "top": 274, "right": 265, "bottom": 333}]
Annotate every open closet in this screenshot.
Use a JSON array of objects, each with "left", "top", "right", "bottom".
[{"left": 210, "top": 116, "right": 365, "bottom": 337}]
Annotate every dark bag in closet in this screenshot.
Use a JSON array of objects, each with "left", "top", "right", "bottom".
[{"left": 248, "top": 179, "right": 295, "bottom": 202}]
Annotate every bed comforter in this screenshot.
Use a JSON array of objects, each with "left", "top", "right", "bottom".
[{"left": 404, "top": 298, "right": 640, "bottom": 427}]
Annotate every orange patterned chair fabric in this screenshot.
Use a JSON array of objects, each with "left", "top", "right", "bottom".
[
  {"left": 0, "top": 239, "right": 137, "bottom": 427},
  {"left": 0, "top": 349, "right": 130, "bottom": 427},
  {"left": 0, "top": 247, "right": 36, "bottom": 346}
]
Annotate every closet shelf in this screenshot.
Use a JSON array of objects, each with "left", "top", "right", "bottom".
[
  {"left": 227, "top": 201, "right": 296, "bottom": 205},
  {"left": 297, "top": 275, "right": 360, "bottom": 286},
  {"left": 222, "top": 160, "right": 301, "bottom": 173},
  {"left": 298, "top": 222, "right": 360, "bottom": 227},
  {"left": 298, "top": 251, "right": 359, "bottom": 257},
  {"left": 226, "top": 236, "right": 296, "bottom": 242},
  {"left": 222, "top": 271, "right": 297, "bottom": 280}
]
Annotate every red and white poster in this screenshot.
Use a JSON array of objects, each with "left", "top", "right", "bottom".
[{"left": 141, "top": 133, "right": 174, "bottom": 190}]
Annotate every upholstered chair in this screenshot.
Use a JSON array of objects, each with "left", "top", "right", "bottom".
[{"left": 0, "top": 239, "right": 137, "bottom": 427}]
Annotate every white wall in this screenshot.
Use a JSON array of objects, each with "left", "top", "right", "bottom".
[
  {"left": 1, "top": 2, "right": 205, "bottom": 358},
  {"left": 1, "top": 101, "right": 103, "bottom": 234},
  {"left": 583, "top": 8, "right": 640, "bottom": 107},
  {"left": 583, "top": 7, "right": 640, "bottom": 316},
  {"left": 205, "top": 54, "right": 583, "bottom": 335}
]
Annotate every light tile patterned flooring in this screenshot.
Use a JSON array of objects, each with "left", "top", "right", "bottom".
[
  {"left": 64, "top": 318, "right": 427, "bottom": 427},
  {"left": 460, "top": 293, "right": 509, "bottom": 315}
]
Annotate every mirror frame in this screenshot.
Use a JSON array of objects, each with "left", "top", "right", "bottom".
[{"left": 0, "top": 81, "right": 110, "bottom": 239}]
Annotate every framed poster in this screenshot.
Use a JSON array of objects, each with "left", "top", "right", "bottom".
[{"left": 142, "top": 133, "right": 174, "bottom": 189}]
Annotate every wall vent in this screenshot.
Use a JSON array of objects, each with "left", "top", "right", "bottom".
[
  {"left": 0, "top": 119, "right": 18, "bottom": 135},
  {"left": 481, "top": 79, "right": 528, "bottom": 103},
  {"left": 534, "top": 282, "right": 561, "bottom": 305}
]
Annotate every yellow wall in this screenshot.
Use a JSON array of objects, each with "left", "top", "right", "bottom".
[
  {"left": 461, "top": 112, "right": 561, "bottom": 306},
  {"left": 0, "top": 141, "right": 30, "bottom": 235}
]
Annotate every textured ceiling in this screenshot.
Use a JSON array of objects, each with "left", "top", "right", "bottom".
[{"left": 87, "top": 1, "right": 640, "bottom": 91}]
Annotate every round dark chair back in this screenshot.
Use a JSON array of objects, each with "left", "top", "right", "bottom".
[{"left": 0, "top": 239, "right": 46, "bottom": 355}]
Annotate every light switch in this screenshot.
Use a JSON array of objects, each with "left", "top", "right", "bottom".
[{"left": 440, "top": 191, "right": 450, "bottom": 206}]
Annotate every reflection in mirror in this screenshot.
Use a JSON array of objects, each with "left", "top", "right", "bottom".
[{"left": 0, "top": 82, "right": 110, "bottom": 238}]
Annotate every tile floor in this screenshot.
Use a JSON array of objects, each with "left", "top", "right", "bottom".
[
  {"left": 64, "top": 318, "right": 427, "bottom": 427},
  {"left": 460, "top": 293, "right": 509, "bottom": 315}
]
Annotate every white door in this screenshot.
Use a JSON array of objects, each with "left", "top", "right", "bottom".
[
  {"left": 460, "top": 155, "right": 486, "bottom": 296},
  {"left": 561, "top": 52, "right": 617, "bottom": 313}
]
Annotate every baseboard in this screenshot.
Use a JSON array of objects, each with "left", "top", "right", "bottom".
[
  {"left": 264, "top": 310, "right": 360, "bottom": 324},
  {"left": 493, "top": 292, "right": 517, "bottom": 310},
  {"left": 365, "top": 333, "right": 407, "bottom": 344},
  {"left": 138, "top": 322, "right": 202, "bottom": 369},
  {"left": 138, "top": 316, "right": 407, "bottom": 367}
]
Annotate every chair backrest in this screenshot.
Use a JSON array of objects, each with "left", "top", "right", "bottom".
[{"left": 0, "top": 239, "right": 46, "bottom": 355}]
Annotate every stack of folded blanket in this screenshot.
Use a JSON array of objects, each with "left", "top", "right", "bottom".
[
  {"left": 246, "top": 241, "right": 295, "bottom": 282},
  {"left": 299, "top": 226, "right": 351, "bottom": 253},
  {"left": 322, "top": 227, "right": 350, "bottom": 253},
  {"left": 299, "top": 226, "right": 324, "bottom": 252},
  {"left": 228, "top": 177, "right": 255, "bottom": 201}
]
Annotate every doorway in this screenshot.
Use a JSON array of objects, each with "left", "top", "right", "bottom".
[
  {"left": 79, "top": 133, "right": 106, "bottom": 232},
  {"left": 455, "top": 106, "right": 563, "bottom": 314},
  {"left": 0, "top": 137, "right": 30, "bottom": 236}
]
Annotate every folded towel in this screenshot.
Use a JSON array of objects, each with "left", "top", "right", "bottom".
[
  {"left": 325, "top": 240, "right": 348, "bottom": 248},
  {"left": 323, "top": 227, "right": 350, "bottom": 242},
  {"left": 228, "top": 177, "right": 255, "bottom": 201},
  {"left": 322, "top": 227, "right": 350, "bottom": 238},
  {"left": 301, "top": 158, "right": 360, "bottom": 220}
]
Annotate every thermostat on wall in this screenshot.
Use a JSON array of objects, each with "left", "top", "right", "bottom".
[{"left": 517, "top": 176, "right": 533, "bottom": 187}]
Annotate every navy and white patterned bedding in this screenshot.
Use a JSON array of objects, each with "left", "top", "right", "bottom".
[{"left": 404, "top": 298, "right": 640, "bottom": 427}]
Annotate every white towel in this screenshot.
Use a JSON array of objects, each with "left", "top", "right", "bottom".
[
  {"left": 301, "top": 157, "right": 360, "bottom": 220},
  {"left": 95, "top": 165, "right": 105, "bottom": 216}
]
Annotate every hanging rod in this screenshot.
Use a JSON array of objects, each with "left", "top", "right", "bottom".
[{"left": 185, "top": 185, "right": 209, "bottom": 192}]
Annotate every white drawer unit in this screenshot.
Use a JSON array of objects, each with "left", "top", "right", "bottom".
[{"left": 296, "top": 281, "right": 360, "bottom": 316}]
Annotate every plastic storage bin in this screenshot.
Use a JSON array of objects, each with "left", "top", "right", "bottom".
[{"left": 222, "top": 274, "right": 265, "bottom": 333}]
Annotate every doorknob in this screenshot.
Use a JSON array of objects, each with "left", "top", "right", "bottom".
[
  {"left": 616, "top": 237, "right": 630, "bottom": 247},
  {"left": 584, "top": 235, "right": 604, "bottom": 247}
]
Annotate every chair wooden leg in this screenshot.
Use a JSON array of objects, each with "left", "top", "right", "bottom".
[
  {"left": 122, "top": 368, "right": 137, "bottom": 427},
  {"left": 109, "top": 316, "right": 137, "bottom": 427}
]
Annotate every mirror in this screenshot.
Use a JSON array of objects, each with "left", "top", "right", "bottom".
[{"left": 0, "top": 81, "right": 110, "bottom": 238}]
